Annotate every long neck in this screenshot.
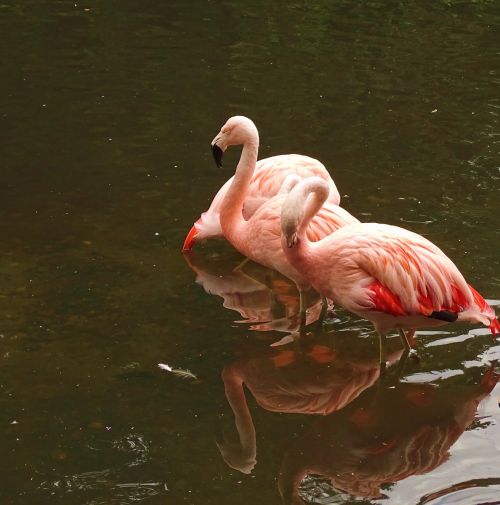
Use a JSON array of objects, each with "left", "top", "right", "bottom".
[
  {"left": 220, "top": 139, "right": 258, "bottom": 239},
  {"left": 217, "top": 365, "right": 257, "bottom": 474},
  {"left": 281, "top": 178, "right": 329, "bottom": 269},
  {"left": 296, "top": 179, "right": 329, "bottom": 238}
]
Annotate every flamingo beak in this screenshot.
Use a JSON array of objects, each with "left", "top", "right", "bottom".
[
  {"left": 211, "top": 143, "right": 224, "bottom": 168},
  {"left": 182, "top": 225, "right": 198, "bottom": 251},
  {"left": 286, "top": 232, "right": 298, "bottom": 248}
]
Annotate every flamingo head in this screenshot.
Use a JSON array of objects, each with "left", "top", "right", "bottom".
[
  {"left": 281, "top": 209, "right": 300, "bottom": 249},
  {"left": 281, "top": 188, "right": 303, "bottom": 249},
  {"left": 281, "top": 177, "right": 330, "bottom": 249},
  {"left": 211, "top": 116, "right": 259, "bottom": 168}
]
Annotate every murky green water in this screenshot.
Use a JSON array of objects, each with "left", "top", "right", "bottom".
[{"left": 1, "top": 1, "right": 500, "bottom": 503}]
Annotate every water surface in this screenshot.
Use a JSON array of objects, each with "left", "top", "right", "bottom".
[{"left": 1, "top": 1, "right": 500, "bottom": 504}]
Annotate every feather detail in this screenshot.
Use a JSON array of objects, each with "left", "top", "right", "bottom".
[
  {"left": 158, "top": 363, "right": 198, "bottom": 380},
  {"left": 489, "top": 317, "right": 500, "bottom": 337},
  {"left": 369, "top": 282, "right": 407, "bottom": 316}
]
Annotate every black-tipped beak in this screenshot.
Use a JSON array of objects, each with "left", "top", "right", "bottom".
[{"left": 211, "top": 144, "right": 223, "bottom": 168}]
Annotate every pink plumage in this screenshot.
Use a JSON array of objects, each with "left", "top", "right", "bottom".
[
  {"left": 182, "top": 116, "right": 340, "bottom": 251},
  {"left": 225, "top": 192, "right": 358, "bottom": 289},
  {"left": 185, "top": 116, "right": 356, "bottom": 305},
  {"left": 281, "top": 178, "right": 499, "bottom": 345}
]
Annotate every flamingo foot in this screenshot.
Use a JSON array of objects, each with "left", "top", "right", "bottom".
[{"left": 408, "top": 348, "right": 420, "bottom": 363}]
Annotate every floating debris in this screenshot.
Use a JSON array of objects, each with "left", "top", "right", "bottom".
[{"left": 158, "top": 363, "right": 198, "bottom": 380}]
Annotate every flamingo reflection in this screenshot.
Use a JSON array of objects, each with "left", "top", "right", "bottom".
[
  {"left": 217, "top": 334, "right": 405, "bottom": 474},
  {"left": 184, "top": 251, "right": 323, "bottom": 333},
  {"left": 278, "top": 367, "right": 498, "bottom": 503}
]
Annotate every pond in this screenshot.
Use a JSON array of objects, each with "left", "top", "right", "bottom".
[{"left": 1, "top": 1, "right": 499, "bottom": 504}]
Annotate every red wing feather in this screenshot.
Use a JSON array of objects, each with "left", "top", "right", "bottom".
[
  {"left": 369, "top": 282, "right": 407, "bottom": 316},
  {"left": 369, "top": 282, "right": 475, "bottom": 318}
]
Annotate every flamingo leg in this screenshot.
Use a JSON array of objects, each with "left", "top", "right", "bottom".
[
  {"left": 299, "top": 290, "right": 307, "bottom": 328},
  {"left": 398, "top": 328, "right": 412, "bottom": 351},
  {"left": 313, "top": 297, "right": 336, "bottom": 334},
  {"left": 379, "top": 333, "right": 388, "bottom": 374},
  {"left": 398, "top": 328, "right": 420, "bottom": 362},
  {"left": 393, "top": 348, "right": 410, "bottom": 381},
  {"left": 232, "top": 256, "right": 251, "bottom": 273},
  {"left": 314, "top": 296, "right": 328, "bottom": 328}
]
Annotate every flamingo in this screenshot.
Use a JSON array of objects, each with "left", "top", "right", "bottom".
[
  {"left": 280, "top": 177, "right": 500, "bottom": 367},
  {"left": 205, "top": 119, "right": 359, "bottom": 317},
  {"left": 182, "top": 115, "right": 340, "bottom": 251}
]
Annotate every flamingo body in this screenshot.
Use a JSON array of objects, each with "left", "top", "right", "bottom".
[
  {"left": 187, "top": 116, "right": 354, "bottom": 294},
  {"left": 182, "top": 116, "right": 340, "bottom": 251},
  {"left": 230, "top": 193, "right": 359, "bottom": 288},
  {"left": 281, "top": 180, "right": 500, "bottom": 339}
]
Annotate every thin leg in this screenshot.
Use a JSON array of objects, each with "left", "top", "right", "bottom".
[
  {"left": 398, "top": 328, "right": 412, "bottom": 351},
  {"left": 398, "top": 328, "right": 420, "bottom": 362},
  {"left": 378, "top": 349, "right": 410, "bottom": 390},
  {"left": 232, "top": 256, "right": 251, "bottom": 272},
  {"left": 379, "top": 333, "right": 387, "bottom": 375},
  {"left": 317, "top": 296, "right": 328, "bottom": 325},
  {"left": 299, "top": 290, "right": 307, "bottom": 329},
  {"left": 393, "top": 348, "right": 410, "bottom": 381}
]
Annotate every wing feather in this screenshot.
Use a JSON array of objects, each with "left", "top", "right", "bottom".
[{"left": 347, "top": 225, "right": 473, "bottom": 316}]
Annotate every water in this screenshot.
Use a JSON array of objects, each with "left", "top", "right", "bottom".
[{"left": 1, "top": 1, "right": 499, "bottom": 503}]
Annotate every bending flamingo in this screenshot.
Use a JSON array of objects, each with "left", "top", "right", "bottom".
[
  {"left": 182, "top": 116, "right": 340, "bottom": 251},
  {"left": 280, "top": 177, "right": 500, "bottom": 366},
  {"left": 200, "top": 119, "right": 358, "bottom": 316}
]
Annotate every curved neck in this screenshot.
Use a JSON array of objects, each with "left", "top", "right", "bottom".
[
  {"left": 220, "top": 139, "right": 258, "bottom": 239},
  {"left": 296, "top": 179, "right": 329, "bottom": 238},
  {"left": 281, "top": 178, "right": 328, "bottom": 273},
  {"left": 216, "top": 365, "right": 257, "bottom": 474}
]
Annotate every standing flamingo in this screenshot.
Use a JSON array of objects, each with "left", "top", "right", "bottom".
[
  {"left": 280, "top": 177, "right": 500, "bottom": 367},
  {"left": 182, "top": 116, "right": 340, "bottom": 251},
  {"left": 198, "top": 119, "right": 358, "bottom": 316}
]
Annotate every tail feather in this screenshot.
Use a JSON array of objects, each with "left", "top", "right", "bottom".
[
  {"left": 466, "top": 284, "right": 499, "bottom": 339},
  {"left": 490, "top": 317, "right": 500, "bottom": 338},
  {"left": 468, "top": 284, "right": 495, "bottom": 317}
]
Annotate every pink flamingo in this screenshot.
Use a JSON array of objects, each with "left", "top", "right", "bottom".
[
  {"left": 209, "top": 123, "right": 358, "bottom": 315},
  {"left": 280, "top": 177, "right": 500, "bottom": 366},
  {"left": 182, "top": 116, "right": 340, "bottom": 251}
]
